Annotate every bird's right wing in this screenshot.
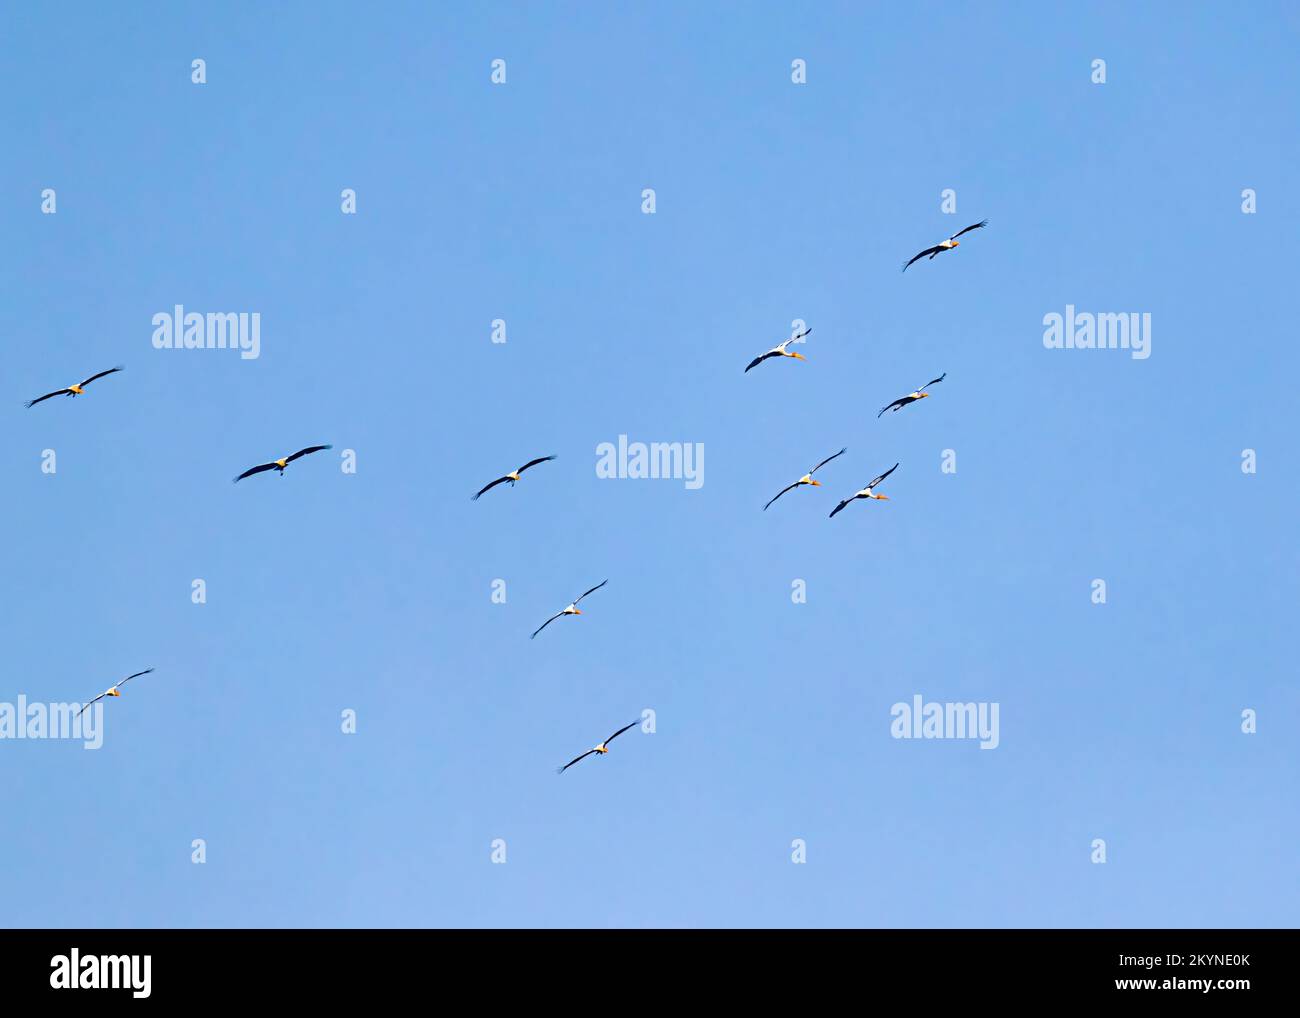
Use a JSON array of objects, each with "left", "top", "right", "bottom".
[
  {"left": 517, "top": 455, "right": 557, "bottom": 474},
  {"left": 574, "top": 579, "right": 608, "bottom": 605},
  {"left": 530, "top": 612, "right": 565, "bottom": 639},
  {"left": 472, "top": 476, "right": 510, "bottom": 500},
  {"left": 810, "top": 447, "right": 847, "bottom": 474},
  {"left": 902, "top": 246, "right": 943, "bottom": 272},
  {"left": 78, "top": 366, "right": 124, "bottom": 387},
  {"left": 285, "top": 444, "right": 332, "bottom": 464},
  {"left": 24, "top": 389, "right": 69, "bottom": 408},
  {"left": 233, "top": 463, "right": 277, "bottom": 483},
  {"left": 118, "top": 668, "right": 155, "bottom": 687},
  {"left": 866, "top": 463, "right": 899, "bottom": 489},
  {"left": 605, "top": 721, "right": 639, "bottom": 745},
  {"left": 744, "top": 350, "right": 778, "bottom": 373},
  {"left": 763, "top": 483, "right": 799, "bottom": 511},
  {"left": 919, "top": 373, "right": 946, "bottom": 391},
  {"left": 557, "top": 749, "right": 597, "bottom": 774},
  {"left": 949, "top": 219, "right": 988, "bottom": 241},
  {"left": 828, "top": 497, "right": 853, "bottom": 519},
  {"left": 877, "top": 398, "right": 905, "bottom": 418}
]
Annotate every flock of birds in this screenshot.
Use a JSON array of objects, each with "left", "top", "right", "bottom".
[{"left": 24, "top": 218, "right": 989, "bottom": 774}]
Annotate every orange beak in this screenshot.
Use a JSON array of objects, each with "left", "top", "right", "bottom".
[
  {"left": 810, "top": 480, "right": 821, "bottom": 486},
  {"left": 952, "top": 240, "right": 960, "bottom": 247},
  {"left": 573, "top": 609, "right": 582, "bottom": 615},
  {"left": 919, "top": 392, "right": 930, "bottom": 398},
  {"left": 109, "top": 689, "right": 121, "bottom": 696},
  {"left": 790, "top": 352, "right": 806, "bottom": 360},
  {"left": 875, "top": 494, "right": 889, "bottom": 500}
]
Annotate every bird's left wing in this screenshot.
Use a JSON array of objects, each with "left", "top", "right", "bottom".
[
  {"left": 877, "top": 398, "right": 906, "bottom": 418},
  {"left": 79, "top": 366, "right": 124, "bottom": 387},
  {"left": 530, "top": 612, "right": 565, "bottom": 640},
  {"left": 605, "top": 721, "right": 639, "bottom": 745},
  {"left": 233, "top": 462, "right": 277, "bottom": 483},
  {"left": 763, "top": 483, "right": 800, "bottom": 511},
  {"left": 285, "top": 444, "right": 332, "bottom": 464},
  {"left": 949, "top": 219, "right": 988, "bottom": 241},
  {"left": 76, "top": 692, "right": 108, "bottom": 718},
  {"left": 574, "top": 579, "right": 608, "bottom": 605},
  {"left": 24, "top": 389, "right": 70, "bottom": 408},
  {"left": 557, "top": 749, "right": 597, "bottom": 774},
  {"left": 810, "top": 447, "right": 847, "bottom": 475},
  {"left": 902, "top": 245, "right": 943, "bottom": 272},
  {"left": 744, "top": 350, "right": 778, "bottom": 373},
  {"left": 472, "top": 475, "right": 509, "bottom": 500}
]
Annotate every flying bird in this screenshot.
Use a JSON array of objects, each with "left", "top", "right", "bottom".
[
  {"left": 76, "top": 668, "right": 155, "bottom": 718},
  {"left": 24, "top": 366, "right": 124, "bottom": 408},
  {"left": 763, "top": 447, "right": 847, "bottom": 511},
  {"left": 744, "top": 329, "right": 811, "bottom": 373},
  {"left": 878, "top": 374, "right": 945, "bottom": 417},
  {"left": 233, "top": 445, "right": 333, "bottom": 482},
  {"left": 902, "top": 220, "right": 988, "bottom": 272},
  {"left": 829, "top": 463, "right": 898, "bottom": 519},
  {"left": 557, "top": 720, "right": 639, "bottom": 774},
  {"left": 531, "top": 579, "right": 609, "bottom": 639},
  {"left": 472, "top": 455, "right": 556, "bottom": 500}
]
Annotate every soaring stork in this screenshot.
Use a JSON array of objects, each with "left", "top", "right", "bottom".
[
  {"left": 77, "top": 668, "right": 155, "bottom": 718},
  {"left": 878, "top": 374, "right": 945, "bottom": 417},
  {"left": 744, "top": 329, "right": 811, "bottom": 373},
  {"left": 557, "top": 721, "right": 639, "bottom": 774},
  {"left": 234, "top": 445, "right": 333, "bottom": 482},
  {"left": 531, "top": 579, "right": 609, "bottom": 639},
  {"left": 902, "top": 220, "right": 988, "bottom": 272},
  {"left": 829, "top": 463, "right": 898, "bottom": 518},
  {"left": 25, "top": 366, "right": 124, "bottom": 408},
  {"left": 763, "top": 447, "right": 846, "bottom": 511},
  {"left": 473, "top": 455, "right": 556, "bottom": 500}
]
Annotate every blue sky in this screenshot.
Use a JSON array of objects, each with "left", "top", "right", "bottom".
[{"left": 1, "top": 1, "right": 1297, "bottom": 928}]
